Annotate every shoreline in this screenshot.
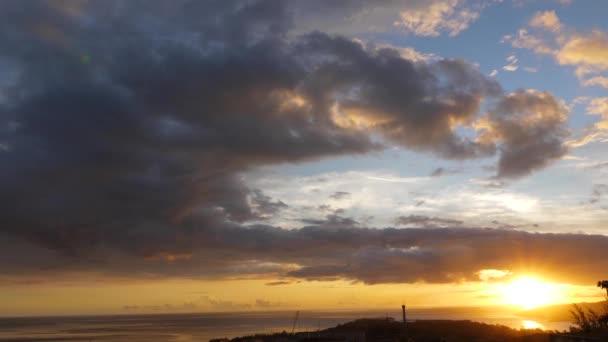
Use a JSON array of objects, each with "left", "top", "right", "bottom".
[
  {"left": 211, "top": 317, "right": 555, "bottom": 342},
  {"left": 0, "top": 309, "right": 575, "bottom": 341}
]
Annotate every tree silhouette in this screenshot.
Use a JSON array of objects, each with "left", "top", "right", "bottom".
[
  {"left": 570, "top": 281, "right": 608, "bottom": 333},
  {"left": 598, "top": 280, "right": 608, "bottom": 296}
]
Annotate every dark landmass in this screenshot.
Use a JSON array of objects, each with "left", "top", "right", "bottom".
[{"left": 212, "top": 318, "right": 551, "bottom": 342}]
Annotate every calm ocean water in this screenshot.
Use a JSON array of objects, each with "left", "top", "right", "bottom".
[{"left": 0, "top": 308, "right": 572, "bottom": 342}]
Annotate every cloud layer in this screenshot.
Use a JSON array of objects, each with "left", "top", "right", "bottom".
[
  {"left": 2, "top": 221, "right": 607, "bottom": 286},
  {"left": 0, "top": 0, "right": 581, "bottom": 285}
]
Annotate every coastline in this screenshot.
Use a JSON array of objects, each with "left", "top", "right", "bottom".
[{"left": 0, "top": 307, "right": 573, "bottom": 342}]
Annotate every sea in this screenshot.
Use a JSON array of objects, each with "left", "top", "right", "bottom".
[{"left": 0, "top": 307, "right": 572, "bottom": 342}]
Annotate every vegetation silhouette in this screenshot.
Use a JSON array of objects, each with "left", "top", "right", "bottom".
[
  {"left": 598, "top": 280, "right": 608, "bottom": 296},
  {"left": 569, "top": 280, "right": 608, "bottom": 335}
]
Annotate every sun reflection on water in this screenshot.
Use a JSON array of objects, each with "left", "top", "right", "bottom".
[{"left": 521, "top": 320, "right": 544, "bottom": 330}]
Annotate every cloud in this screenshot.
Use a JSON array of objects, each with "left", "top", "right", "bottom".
[
  {"left": 329, "top": 191, "right": 351, "bottom": 200},
  {"left": 567, "top": 129, "right": 608, "bottom": 148},
  {"left": 589, "top": 184, "right": 608, "bottom": 205},
  {"left": 507, "top": 11, "right": 608, "bottom": 89},
  {"left": 396, "top": 0, "right": 481, "bottom": 37},
  {"left": 529, "top": 10, "right": 561, "bottom": 32},
  {"left": 289, "top": 0, "right": 488, "bottom": 37},
  {"left": 295, "top": 33, "right": 502, "bottom": 160},
  {"left": 390, "top": 46, "right": 439, "bottom": 62},
  {"left": 281, "top": 226, "right": 608, "bottom": 285},
  {"left": 565, "top": 97, "right": 608, "bottom": 147},
  {"left": 122, "top": 302, "right": 199, "bottom": 312},
  {"left": 300, "top": 214, "right": 360, "bottom": 227},
  {"left": 0, "top": 0, "right": 577, "bottom": 285},
  {"left": 255, "top": 298, "right": 282, "bottom": 308},
  {"left": 490, "top": 220, "right": 539, "bottom": 230},
  {"left": 475, "top": 90, "right": 570, "bottom": 178},
  {"left": 430, "top": 167, "right": 461, "bottom": 177},
  {"left": 1, "top": 219, "right": 608, "bottom": 286},
  {"left": 246, "top": 168, "right": 597, "bottom": 234},
  {"left": 583, "top": 76, "right": 608, "bottom": 88},
  {"left": 504, "top": 29, "right": 555, "bottom": 55},
  {"left": 557, "top": 31, "right": 608, "bottom": 76},
  {"left": 395, "top": 215, "right": 464, "bottom": 227},
  {"left": 431, "top": 167, "right": 446, "bottom": 177},
  {"left": 200, "top": 296, "right": 252, "bottom": 310},
  {"left": 502, "top": 55, "right": 519, "bottom": 72},
  {"left": 265, "top": 281, "right": 293, "bottom": 286},
  {"left": 586, "top": 97, "right": 608, "bottom": 129},
  {"left": 250, "top": 190, "right": 288, "bottom": 219},
  {"left": 585, "top": 161, "right": 608, "bottom": 170}
]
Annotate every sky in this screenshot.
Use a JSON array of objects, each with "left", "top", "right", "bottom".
[{"left": 0, "top": 0, "right": 607, "bottom": 317}]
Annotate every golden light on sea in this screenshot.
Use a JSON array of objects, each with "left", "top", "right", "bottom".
[
  {"left": 499, "top": 276, "right": 561, "bottom": 310},
  {"left": 521, "top": 320, "right": 544, "bottom": 330}
]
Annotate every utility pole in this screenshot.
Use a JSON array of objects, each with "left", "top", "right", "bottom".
[{"left": 402, "top": 304, "right": 408, "bottom": 340}]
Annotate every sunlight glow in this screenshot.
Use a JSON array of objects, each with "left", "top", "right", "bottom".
[
  {"left": 500, "top": 276, "right": 560, "bottom": 310},
  {"left": 521, "top": 320, "right": 544, "bottom": 330}
]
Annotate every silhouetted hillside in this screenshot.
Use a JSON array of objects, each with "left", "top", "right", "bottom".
[{"left": 217, "top": 318, "right": 551, "bottom": 342}]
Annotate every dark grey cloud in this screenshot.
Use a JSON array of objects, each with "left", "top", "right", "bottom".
[
  {"left": 318, "top": 204, "right": 333, "bottom": 212},
  {"left": 395, "top": 215, "right": 464, "bottom": 228},
  {"left": 589, "top": 184, "right": 608, "bottom": 205},
  {"left": 329, "top": 191, "right": 351, "bottom": 200},
  {"left": 250, "top": 189, "right": 288, "bottom": 219},
  {"left": 265, "top": 281, "right": 293, "bottom": 286},
  {"left": 294, "top": 33, "right": 502, "bottom": 159},
  {"left": 490, "top": 220, "right": 539, "bottom": 230},
  {"left": 282, "top": 227, "right": 608, "bottom": 285},
  {"left": 0, "top": 0, "right": 378, "bottom": 260},
  {"left": 478, "top": 90, "right": 570, "bottom": 178},
  {"left": 490, "top": 220, "right": 516, "bottom": 229},
  {"left": 316, "top": 205, "right": 346, "bottom": 217},
  {"left": 300, "top": 214, "right": 360, "bottom": 227},
  {"left": 430, "top": 167, "right": 462, "bottom": 177},
  {"left": 1, "top": 217, "right": 608, "bottom": 286},
  {"left": 0, "top": 0, "right": 577, "bottom": 285},
  {"left": 431, "top": 167, "right": 447, "bottom": 177}
]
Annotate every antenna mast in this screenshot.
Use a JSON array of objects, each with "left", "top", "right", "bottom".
[{"left": 291, "top": 310, "right": 300, "bottom": 334}]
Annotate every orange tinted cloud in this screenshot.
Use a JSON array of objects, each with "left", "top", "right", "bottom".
[
  {"left": 557, "top": 31, "right": 608, "bottom": 75},
  {"left": 508, "top": 12, "right": 608, "bottom": 88},
  {"left": 529, "top": 10, "right": 561, "bottom": 32}
]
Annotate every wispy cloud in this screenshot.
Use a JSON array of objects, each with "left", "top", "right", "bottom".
[
  {"left": 396, "top": 0, "right": 482, "bottom": 37},
  {"left": 502, "top": 55, "right": 519, "bottom": 71}
]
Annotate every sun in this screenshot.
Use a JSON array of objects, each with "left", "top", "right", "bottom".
[{"left": 500, "top": 276, "right": 559, "bottom": 310}]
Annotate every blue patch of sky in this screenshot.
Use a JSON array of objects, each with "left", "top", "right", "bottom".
[{"left": 557, "top": 2, "right": 608, "bottom": 30}]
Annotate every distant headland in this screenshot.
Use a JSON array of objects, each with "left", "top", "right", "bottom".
[{"left": 211, "top": 317, "right": 552, "bottom": 342}]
